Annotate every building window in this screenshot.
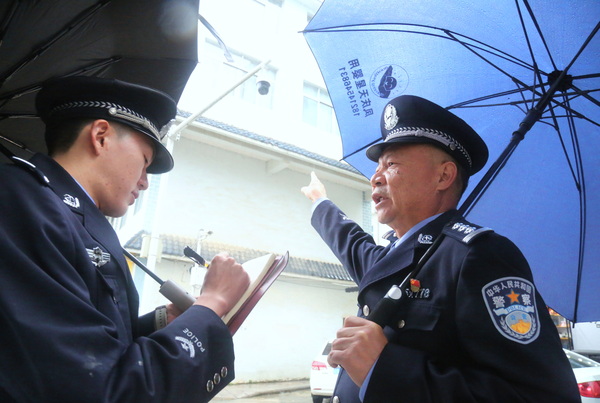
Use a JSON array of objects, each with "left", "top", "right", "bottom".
[{"left": 303, "top": 82, "right": 339, "bottom": 135}]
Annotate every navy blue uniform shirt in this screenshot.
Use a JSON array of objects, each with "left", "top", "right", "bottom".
[
  {"left": 0, "top": 154, "right": 234, "bottom": 402},
  {"left": 312, "top": 200, "right": 579, "bottom": 403}
]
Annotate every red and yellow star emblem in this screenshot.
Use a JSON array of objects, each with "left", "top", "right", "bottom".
[{"left": 507, "top": 289, "right": 520, "bottom": 304}]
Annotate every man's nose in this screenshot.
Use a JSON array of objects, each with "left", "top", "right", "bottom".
[
  {"left": 370, "top": 170, "right": 384, "bottom": 186},
  {"left": 139, "top": 172, "right": 149, "bottom": 190}
]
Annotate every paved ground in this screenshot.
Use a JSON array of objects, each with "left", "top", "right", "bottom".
[{"left": 213, "top": 379, "right": 310, "bottom": 401}]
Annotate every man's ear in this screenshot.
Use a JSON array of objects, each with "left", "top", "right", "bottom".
[
  {"left": 437, "top": 160, "right": 458, "bottom": 191},
  {"left": 88, "top": 119, "right": 111, "bottom": 155}
]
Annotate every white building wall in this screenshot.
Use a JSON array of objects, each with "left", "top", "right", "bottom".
[
  {"left": 231, "top": 277, "right": 358, "bottom": 382},
  {"left": 159, "top": 134, "right": 366, "bottom": 262}
]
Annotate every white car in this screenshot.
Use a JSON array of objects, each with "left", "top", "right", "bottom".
[
  {"left": 565, "top": 349, "right": 600, "bottom": 401},
  {"left": 309, "top": 345, "right": 599, "bottom": 402},
  {"left": 310, "top": 342, "right": 340, "bottom": 403}
]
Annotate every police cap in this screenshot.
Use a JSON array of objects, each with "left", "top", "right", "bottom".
[
  {"left": 366, "top": 95, "right": 488, "bottom": 175},
  {"left": 36, "top": 76, "right": 176, "bottom": 174}
]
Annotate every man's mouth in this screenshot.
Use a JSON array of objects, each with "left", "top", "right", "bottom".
[{"left": 372, "top": 193, "right": 387, "bottom": 205}]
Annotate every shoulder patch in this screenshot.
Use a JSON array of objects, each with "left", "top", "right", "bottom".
[
  {"left": 443, "top": 221, "right": 493, "bottom": 244},
  {"left": 481, "top": 277, "right": 540, "bottom": 344}
]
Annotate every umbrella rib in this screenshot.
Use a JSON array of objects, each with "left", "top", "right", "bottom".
[
  {"left": 0, "top": 0, "right": 19, "bottom": 43},
  {"left": 563, "top": 96, "right": 587, "bottom": 324},
  {"left": 0, "top": 1, "right": 109, "bottom": 85},
  {"left": 564, "top": 21, "right": 600, "bottom": 75},
  {"left": 342, "top": 138, "right": 380, "bottom": 161},
  {"left": 451, "top": 87, "right": 600, "bottom": 109},
  {"left": 199, "top": 14, "right": 234, "bottom": 63},
  {"left": 546, "top": 98, "right": 580, "bottom": 190},
  {"left": 520, "top": 0, "right": 557, "bottom": 71},
  {"left": 515, "top": 0, "right": 548, "bottom": 111},
  {"left": 312, "top": 25, "right": 543, "bottom": 92},
  {"left": 443, "top": 30, "right": 544, "bottom": 100},
  {"left": 0, "top": 58, "right": 120, "bottom": 109},
  {"left": 309, "top": 25, "right": 551, "bottom": 109},
  {"left": 550, "top": 87, "right": 600, "bottom": 127},
  {"left": 446, "top": 81, "right": 562, "bottom": 109},
  {"left": 305, "top": 24, "right": 535, "bottom": 72},
  {"left": 448, "top": 83, "right": 600, "bottom": 129}
]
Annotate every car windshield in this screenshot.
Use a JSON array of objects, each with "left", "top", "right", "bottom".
[{"left": 565, "top": 350, "right": 600, "bottom": 369}]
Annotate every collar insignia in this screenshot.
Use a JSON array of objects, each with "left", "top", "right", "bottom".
[
  {"left": 63, "top": 194, "right": 80, "bottom": 209},
  {"left": 417, "top": 233, "right": 433, "bottom": 244},
  {"left": 87, "top": 247, "right": 111, "bottom": 267}
]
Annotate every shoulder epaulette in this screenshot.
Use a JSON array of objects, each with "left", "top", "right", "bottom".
[
  {"left": 11, "top": 156, "right": 50, "bottom": 186},
  {"left": 443, "top": 220, "right": 494, "bottom": 244}
]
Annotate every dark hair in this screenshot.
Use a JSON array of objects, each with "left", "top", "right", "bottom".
[{"left": 45, "top": 118, "right": 94, "bottom": 156}]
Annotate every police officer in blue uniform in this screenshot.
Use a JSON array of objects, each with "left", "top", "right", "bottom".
[
  {"left": 301, "top": 95, "right": 580, "bottom": 402},
  {"left": 0, "top": 76, "right": 250, "bottom": 402}
]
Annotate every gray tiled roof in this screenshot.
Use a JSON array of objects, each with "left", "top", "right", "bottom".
[
  {"left": 177, "top": 111, "right": 361, "bottom": 175},
  {"left": 125, "top": 231, "right": 353, "bottom": 282}
]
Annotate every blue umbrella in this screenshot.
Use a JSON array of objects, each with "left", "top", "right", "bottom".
[{"left": 303, "top": 0, "right": 600, "bottom": 322}]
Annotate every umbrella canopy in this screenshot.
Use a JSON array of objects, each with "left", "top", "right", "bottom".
[
  {"left": 0, "top": 0, "right": 199, "bottom": 159},
  {"left": 303, "top": 0, "right": 600, "bottom": 322}
]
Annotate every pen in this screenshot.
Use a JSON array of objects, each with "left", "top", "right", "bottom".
[{"left": 184, "top": 246, "right": 209, "bottom": 267}]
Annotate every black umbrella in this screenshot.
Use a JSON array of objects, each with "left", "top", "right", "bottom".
[
  {"left": 0, "top": 0, "right": 199, "bottom": 160},
  {"left": 303, "top": 0, "right": 600, "bottom": 322}
]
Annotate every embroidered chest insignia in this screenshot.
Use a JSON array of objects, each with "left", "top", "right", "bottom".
[
  {"left": 87, "top": 247, "right": 111, "bottom": 267},
  {"left": 63, "top": 194, "right": 80, "bottom": 208},
  {"left": 404, "top": 279, "right": 430, "bottom": 299},
  {"left": 482, "top": 277, "right": 540, "bottom": 344}
]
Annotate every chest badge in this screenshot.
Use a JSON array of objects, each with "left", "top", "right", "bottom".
[
  {"left": 87, "top": 247, "right": 111, "bottom": 267},
  {"left": 482, "top": 277, "right": 540, "bottom": 344},
  {"left": 405, "top": 279, "right": 430, "bottom": 299}
]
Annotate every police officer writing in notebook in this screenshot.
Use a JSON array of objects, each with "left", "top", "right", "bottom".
[
  {"left": 301, "top": 95, "right": 579, "bottom": 402},
  {"left": 0, "top": 76, "right": 250, "bottom": 402}
]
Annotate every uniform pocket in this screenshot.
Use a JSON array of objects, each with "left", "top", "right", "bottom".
[{"left": 393, "top": 301, "right": 442, "bottom": 331}]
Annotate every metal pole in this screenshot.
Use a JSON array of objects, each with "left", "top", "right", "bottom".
[{"left": 170, "top": 59, "right": 271, "bottom": 137}]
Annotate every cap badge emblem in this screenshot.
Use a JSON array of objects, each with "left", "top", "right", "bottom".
[{"left": 383, "top": 104, "right": 399, "bottom": 131}]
